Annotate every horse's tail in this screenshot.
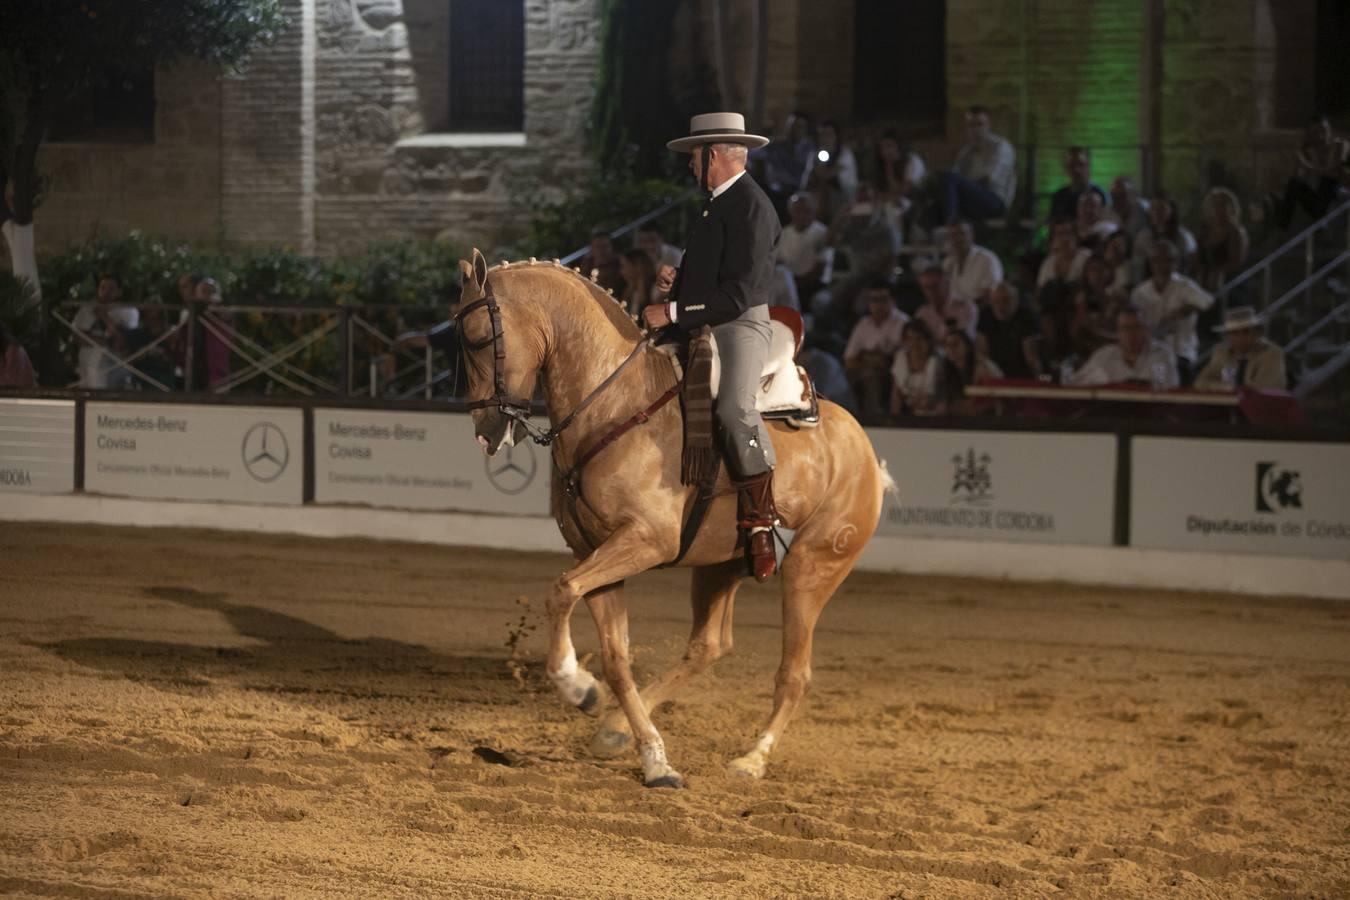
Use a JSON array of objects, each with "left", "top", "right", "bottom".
[{"left": 877, "top": 457, "right": 898, "bottom": 500}]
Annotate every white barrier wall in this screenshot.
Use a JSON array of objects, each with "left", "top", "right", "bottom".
[
  {"left": 85, "top": 402, "right": 304, "bottom": 505},
  {"left": 869, "top": 428, "right": 1117, "bottom": 546},
  {"left": 0, "top": 399, "right": 75, "bottom": 495},
  {"left": 1132, "top": 437, "right": 1350, "bottom": 560},
  {"left": 314, "top": 408, "right": 550, "bottom": 515},
  {"left": 4, "top": 396, "right": 1348, "bottom": 594}
]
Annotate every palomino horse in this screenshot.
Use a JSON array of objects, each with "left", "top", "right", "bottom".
[{"left": 456, "top": 249, "right": 890, "bottom": 788}]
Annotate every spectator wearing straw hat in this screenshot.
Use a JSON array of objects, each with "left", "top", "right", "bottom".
[{"left": 1193, "top": 307, "right": 1288, "bottom": 392}]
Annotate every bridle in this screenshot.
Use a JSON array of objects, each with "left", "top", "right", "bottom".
[{"left": 453, "top": 277, "right": 656, "bottom": 451}]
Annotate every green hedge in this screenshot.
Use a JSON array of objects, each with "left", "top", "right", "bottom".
[{"left": 39, "top": 232, "right": 465, "bottom": 310}]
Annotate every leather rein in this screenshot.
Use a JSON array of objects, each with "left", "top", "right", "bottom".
[{"left": 453, "top": 284, "right": 680, "bottom": 496}]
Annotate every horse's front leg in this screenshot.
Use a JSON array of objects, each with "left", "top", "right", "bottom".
[{"left": 543, "top": 523, "right": 679, "bottom": 785}]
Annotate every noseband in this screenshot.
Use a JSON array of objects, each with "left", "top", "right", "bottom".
[{"left": 453, "top": 279, "right": 654, "bottom": 449}]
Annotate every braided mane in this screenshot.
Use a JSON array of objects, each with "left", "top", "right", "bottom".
[{"left": 486, "top": 257, "right": 643, "bottom": 342}]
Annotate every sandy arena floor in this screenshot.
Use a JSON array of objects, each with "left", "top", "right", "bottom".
[{"left": 1, "top": 522, "right": 1348, "bottom": 898}]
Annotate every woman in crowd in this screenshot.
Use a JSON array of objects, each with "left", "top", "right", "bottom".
[
  {"left": 1102, "top": 230, "right": 1134, "bottom": 299},
  {"left": 941, "top": 328, "right": 1002, "bottom": 416},
  {"left": 874, "top": 129, "right": 925, "bottom": 236},
  {"left": 1036, "top": 219, "right": 1090, "bottom": 343},
  {"left": 802, "top": 119, "right": 858, "bottom": 224},
  {"left": 1196, "top": 186, "right": 1250, "bottom": 294},
  {"left": 889, "top": 318, "right": 944, "bottom": 416},
  {"left": 1132, "top": 192, "right": 1197, "bottom": 281},
  {"left": 617, "top": 248, "right": 658, "bottom": 318},
  {"left": 1071, "top": 254, "right": 1121, "bottom": 360}
]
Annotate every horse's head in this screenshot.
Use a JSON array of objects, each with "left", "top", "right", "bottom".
[{"left": 456, "top": 249, "right": 545, "bottom": 456}]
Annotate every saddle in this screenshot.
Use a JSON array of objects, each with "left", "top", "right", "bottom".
[{"left": 660, "top": 307, "right": 820, "bottom": 426}]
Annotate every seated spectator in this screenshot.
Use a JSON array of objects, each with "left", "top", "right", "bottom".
[
  {"left": 1194, "top": 306, "right": 1288, "bottom": 392},
  {"left": 1130, "top": 239, "right": 1214, "bottom": 384},
  {"left": 941, "top": 328, "right": 1002, "bottom": 415},
  {"left": 1132, "top": 191, "right": 1198, "bottom": 282},
  {"left": 72, "top": 273, "right": 139, "bottom": 390},
  {"left": 843, "top": 282, "right": 909, "bottom": 423},
  {"left": 1260, "top": 114, "right": 1350, "bottom": 231},
  {"left": 0, "top": 324, "right": 36, "bottom": 387},
  {"left": 875, "top": 129, "right": 925, "bottom": 236},
  {"left": 1075, "top": 190, "right": 1119, "bottom": 250},
  {"left": 123, "top": 304, "right": 177, "bottom": 389},
  {"left": 890, "top": 319, "right": 945, "bottom": 416},
  {"left": 769, "top": 263, "right": 801, "bottom": 313},
  {"left": 635, "top": 222, "right": 683, "bottom": 271},
  {"left": 618, "top": 248, "right": 658, "bottom": 318},
  {"left": 1108, "top": 176, "right": 1150, "bottom": 239},
  {"left": 927, "top": 105, "right": 1017, "bottom": 226},
  {"left": 942, "top": 219, "right": 1003, "bottom": 306},
  {"left": 579, "top": 228, "right": 626, "bottom": 296},
  {"left": 1036, "top": 220, "right": 1090, "bottom": 316},
  {"left": 1071, "top": 254, "right": 1123, "bottom": 360},
  {"left": 1102, "top": 230, "right": 1134, "bottom": 299},
  {"left": 977, "top": 281, "right": 1042, "bottom": 378},
  {"left": 1071, "top": 304, "right": 1179, "bottom": 388},
  {"left": 800, "top": 334, "right": 858, "bottom": 415},
  {"left": 777, "top": 192, "right": 830, "bottom": 301},
  {"left": 914, "top": 265, "right": 977, "bottom": 343},
  {"left": 802, "top": 119, "right": 859, "bottom": 224},
  {"left": 1196, "top": 187, "right": 1249, "bottom": 294},
  {"left": 1049, "top": 146, "right": 1107, "bottom": 222},
  {"left": 751, "top": 111, "right": 816, "bottom": 222},
  {"left": 820, "top": 182, "right": 901, "bottom": 326}
]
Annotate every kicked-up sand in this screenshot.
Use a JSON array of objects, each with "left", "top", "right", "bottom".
[{"left": 1, "top": 522, "right": 1347, "bottom": 898}]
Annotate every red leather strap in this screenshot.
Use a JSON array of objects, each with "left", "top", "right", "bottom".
[{"left": 561, "top": 381, "right": 682, "bottom": 497}]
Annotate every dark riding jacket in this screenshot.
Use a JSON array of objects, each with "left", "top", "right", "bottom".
[{"left": 670, "top": 173, "right": 783, "bottom": 332}]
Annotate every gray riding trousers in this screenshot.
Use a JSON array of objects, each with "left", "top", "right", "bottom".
[{"left": 712, "top": 304, "right": 776, "bottom": 478}]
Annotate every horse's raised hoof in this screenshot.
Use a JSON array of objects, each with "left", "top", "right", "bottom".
[
  {"left": 643, "top": 773, "right": 685, "bottom": 789},
  {"left": 578, "top": 684, "right": 602, "bottom": 716},
  {"left": 727, "top": 755, "right": 767, "bottom": 779},
  {"left": 589, "top": 727, "right": 631, "bottom": 759}
]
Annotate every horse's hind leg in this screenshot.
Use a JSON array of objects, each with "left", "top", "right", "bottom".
[
  {"left": 591, "top": 559, "right": 743, "bottom": 758},
  {"left": 728, "top": 523, "right": 866, "bottom": 779}
]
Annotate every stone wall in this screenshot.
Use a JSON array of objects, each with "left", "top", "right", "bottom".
[
  {"left": 28, "top": 0, "right": 601, "bottom": 262},
  {"left": 24, "top": 0, "right": 1320, "bottom": 263},
  {"left": 33, "top": 60, "right": 224, "bottom": 256},
  {"left": 312, "top": 0, "right": 601, "bottom": 257}
]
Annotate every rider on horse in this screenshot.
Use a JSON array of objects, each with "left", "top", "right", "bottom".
[{"left": 642, "top": 112, "right": 784, "bottom": 582}]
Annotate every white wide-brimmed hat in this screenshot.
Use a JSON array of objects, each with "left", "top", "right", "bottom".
[
  {"left": 1214, "top": 305, "right": 1265, "bottom": 333},
  {"left": 667, "top": 112, "right": 769, "bottom": 153}
]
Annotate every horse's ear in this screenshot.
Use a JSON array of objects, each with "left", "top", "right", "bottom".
[
  {"left": 471, "top": 248, "right": 488, "bottom": 293},
  {"left": 458, "top": 259, "right": 478, "bottom": 297}
]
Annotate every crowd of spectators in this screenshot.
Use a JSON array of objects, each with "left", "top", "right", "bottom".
[
  {"left": 736, "top": 106, "right": 1349, "bottom": 424},
  {"left": 6, "top": 109, "right": 1344, "bottom": 422}
]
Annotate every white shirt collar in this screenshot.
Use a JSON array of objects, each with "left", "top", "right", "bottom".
[{"left": 710, "top": 169, "right": 746, "bottom": 200}]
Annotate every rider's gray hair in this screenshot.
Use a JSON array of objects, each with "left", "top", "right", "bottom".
[{"left": 713, "top": 143, "right": 749, "bottom": 165}]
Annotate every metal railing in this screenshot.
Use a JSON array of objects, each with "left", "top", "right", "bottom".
[
  {"left": 1202, "top": 198, "right": 1350, "bottom": 397},
  {"left": 44, "top": 300, "right": 461, "bottom": 401}
]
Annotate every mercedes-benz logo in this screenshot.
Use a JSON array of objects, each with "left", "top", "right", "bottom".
[
  {"left": 241, "top": 422, "right": 290, "bottom": 483},
  {"left": 485, "top": 441, "right": 537, "bottom": 495}
]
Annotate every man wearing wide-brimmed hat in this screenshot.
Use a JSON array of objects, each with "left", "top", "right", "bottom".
[
  {"left": 642, "top": 112, "right": 783, "bottom": 581},
  {"left": 1193, "top": 306, "right": 1288, "bottom": 391}
]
